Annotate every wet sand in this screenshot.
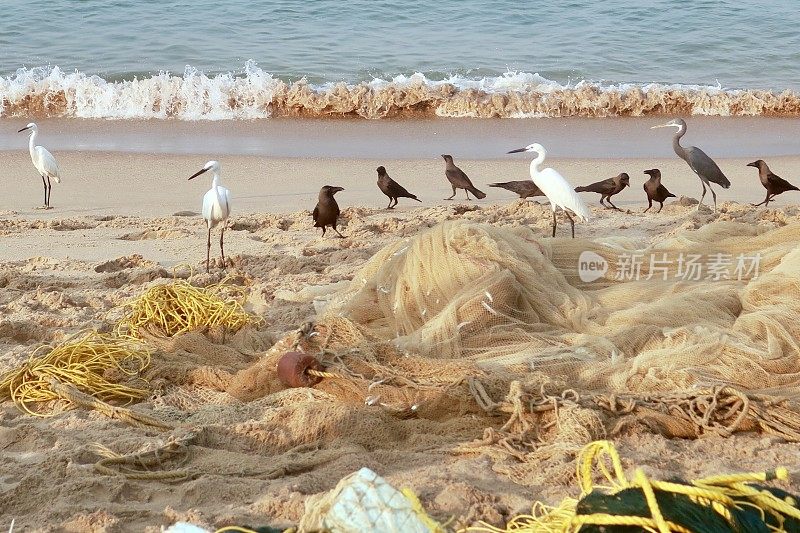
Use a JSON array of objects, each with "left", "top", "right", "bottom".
[{"left": 1, "top": 116, "right": 800, "bottom": 157}]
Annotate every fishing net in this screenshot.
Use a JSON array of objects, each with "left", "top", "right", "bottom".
[
  {"left": 200, "top": 219, "right": 800, "bottom": 488},
  {"left": 117, "top": 221, "right": 799, "bottom": 465},
  {"left": 8, "top": 218, "right": 800, "bottom": 524}
]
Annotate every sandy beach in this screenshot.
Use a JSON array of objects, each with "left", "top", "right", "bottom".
[{"left": 1, "top": 117, "right": 800, "bottom": 531}]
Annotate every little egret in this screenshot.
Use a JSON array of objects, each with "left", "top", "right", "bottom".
[
  {"left": 18, "top": 122, "right": 61, "bottom": 209},
  {"left": 507, "top": 143, "right": 590, "bottom": 238},
  {"left": 651, "top": 118, "right": 730, "bottom": 212},
  {"left": 643, "top": 169, "right": 676, "bottom": 213},
  {"left": 187, "top": 160, "right": 231, "bottom": 272},
  {"left": 575, "top": 173, "right": 630, "bottom": 210},
  {"left": 441, "top": 155, "right": 486, "bottom": 200},
  {"left": 746, "top": 160, "right": 799, "bottom": 207}
]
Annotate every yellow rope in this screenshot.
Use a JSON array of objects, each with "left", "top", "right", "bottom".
[
  {"left": 577, "top": 439, "right": 627, "bottom": 493},
  {"left": 0, "top": 331, "right": 150, "bottom": 417},
  {"left": 635, "top": 468, "right": 670, "bottom": 533},
  {"left": 401, "top": 488, "right": 449, "bottom": 533},
  {"left": 465, "top": 439, "right": 798, "bottom": 533},
  {"left": 570, "top": 513, "right": 693, "bottom": 532},
  {"left": 116, "top": 277, "right": 258, "bottom": 339}
]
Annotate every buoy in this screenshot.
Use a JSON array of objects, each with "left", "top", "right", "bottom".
[{"left": 277, "top": 351, "right": 324, "bottom": 388}]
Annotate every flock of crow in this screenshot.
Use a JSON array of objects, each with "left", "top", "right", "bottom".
[{"left": 313, "top": 152, "right": 799, "bottom": 238}]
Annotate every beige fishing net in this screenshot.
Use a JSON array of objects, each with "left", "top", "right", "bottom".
[
  {"left": 105, "top": 219, "right": 800, "bottom": 491},
  {"left": 316, "top": 220, "right": 800, "bottom": 391}
]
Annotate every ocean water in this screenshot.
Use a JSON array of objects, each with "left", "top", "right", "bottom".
[{"left": 2, "top": 0, "right": 799, "bottom": 120}]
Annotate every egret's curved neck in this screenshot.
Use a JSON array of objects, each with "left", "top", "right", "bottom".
[
  {"left": 530, "top": 150, "right": 546, "bottom": 174},
  {"left": 27, "top": 130, "right": 37, "bottom": 158},
  {"left": 211, "top": 171, "right": 221, "bottom": 189}
]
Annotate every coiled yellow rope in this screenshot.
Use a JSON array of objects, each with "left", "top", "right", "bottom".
[
  {"left": 0, "top": 331, "right": 150, "bottom": 417},
  {"left": 466, "top": 440, "right": 800, "bottom": 533},
  {"left": 116, "top": 277, "right": 256, "bottom": 339}
]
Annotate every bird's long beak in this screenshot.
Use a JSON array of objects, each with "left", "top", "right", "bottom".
[
  {"left": 334, "top": 187, "right": 345, "bottom": 192},
  {"left": 506, "top": 148, "right": 527, "bottom": 154},
  {"left": 187, "top": 167, "right": 209, "bottom": 180},
  {"left": 650, "top": 123, "right": 671, "bottom": 129},
  {"left": 17, "top": 126, "right": 30, "bottom": 133},
  {"left": 746, "top": 161, "right": 757, "bottom": 168}
]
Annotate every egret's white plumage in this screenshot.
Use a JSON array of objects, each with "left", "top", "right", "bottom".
[
  {"left": 18, "top": 122, "right": 60, "bottom": 208},
  {"left": 508, "top": 143, "right": 590, "bottom": 237},
  {"left": 188, "top": 160, "right": 231, "bottom": 271}
]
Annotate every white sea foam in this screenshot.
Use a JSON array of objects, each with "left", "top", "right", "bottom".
[{"left": 1, "top": 64, "right": 798, "bottom": 120}]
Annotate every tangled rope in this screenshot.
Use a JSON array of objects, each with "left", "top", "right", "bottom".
[
  {"left": 468, "top": 379, "right": 800, "bottom": 442},
  {"left": 116, "top": 277, "right": 257, "bottom": 339},
  {"left": 92, "top": 432, "right": 195, "bottom": 481},
  {"left": 467, "top": 440, "right": 800, "bottom": 532},
  {"left": 0, "top": 331, "right": 150, "bottom": 417}
]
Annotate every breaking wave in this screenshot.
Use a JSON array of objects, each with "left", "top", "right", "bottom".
[{"left": 3, "top": 64, "right": 800, "bottom": 120}]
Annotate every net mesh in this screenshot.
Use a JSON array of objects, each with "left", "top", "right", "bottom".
[{"left": 115, "top": 219, "right": 800, "bottom": 490}]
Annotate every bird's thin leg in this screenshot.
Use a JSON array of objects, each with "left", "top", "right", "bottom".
[
  {"left": 206, "top": 226, "right": 212, "bottom": 273},
  {"left": 465, "top": 189, "right": 471, "bottom": 201},
  {"left": 41, "top": 176, "right": 47, "bottom": 208},
  {"left": 386, "top": 198, "right": 393, "bottom": 209},
  {"left": 657, "top": 202, "right": 664, "bottom": 213},
  {"left": 46, "top": 176, "right": 52, "bottom": 208},
  {"left": 333, "top": 225, "right": 345, "bottom": 239},
  {"left": 697, "top": 182, "right": 707, "bottom": 210},
  {"left": 445, "top": 187, "right": 456, "bottom": 200},
  {"left": 752, "top": 191, "right": 770, "bottom": 207},
  {"left": 321, "top": 226, "right": 326, "bottom": 237},
  {"left": 219, "top": 225, "right": 226, "bottom": 269},
  {"left": 551, "top": 211, "right": 557, "bottom": 238},
  {"left": 564, "top": 211, "right": 575, "bottom": 238},
  {"left": 709, "top": 184, "right": 718, "bottom": 212},
  {"left": 599, "top": 197, "right": 607, "bottom": 208},
  {"left": 644, "top": 199, "right": 652, "bottom": 213},
  {"left": 607, "top": 198, "right": 620, "bottom": 211}
]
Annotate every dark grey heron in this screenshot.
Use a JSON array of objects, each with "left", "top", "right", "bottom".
[{"left": 651, "top": 118, "right": 730, "bottom": 212}]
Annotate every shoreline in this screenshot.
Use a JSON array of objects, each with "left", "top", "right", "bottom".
[
  {"left": 1, "top": 116, "right": 799, "bottom": 158},
  {"left": 0, "top": 151, "right": 797, "bottom": 220}
]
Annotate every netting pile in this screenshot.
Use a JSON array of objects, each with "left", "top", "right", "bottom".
[
  {"left": 20, "top": 219, "right": 798, "bottom": 494},
  {"left": 320, "top": 220, "right": 800, "bottom": 392},
  {"left": 224, "top": 219, "right": 797, "bottom": 486}
]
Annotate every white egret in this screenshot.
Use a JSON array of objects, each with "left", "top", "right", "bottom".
[
  {"left": 187, "top": 160, "right": 231, "bottom": 272},
  {"left": 18, "top": 122, "right": 61, "bottom": 209},
  {"left": 507, "top": 143, "right": 590, "bottom": 238}
]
